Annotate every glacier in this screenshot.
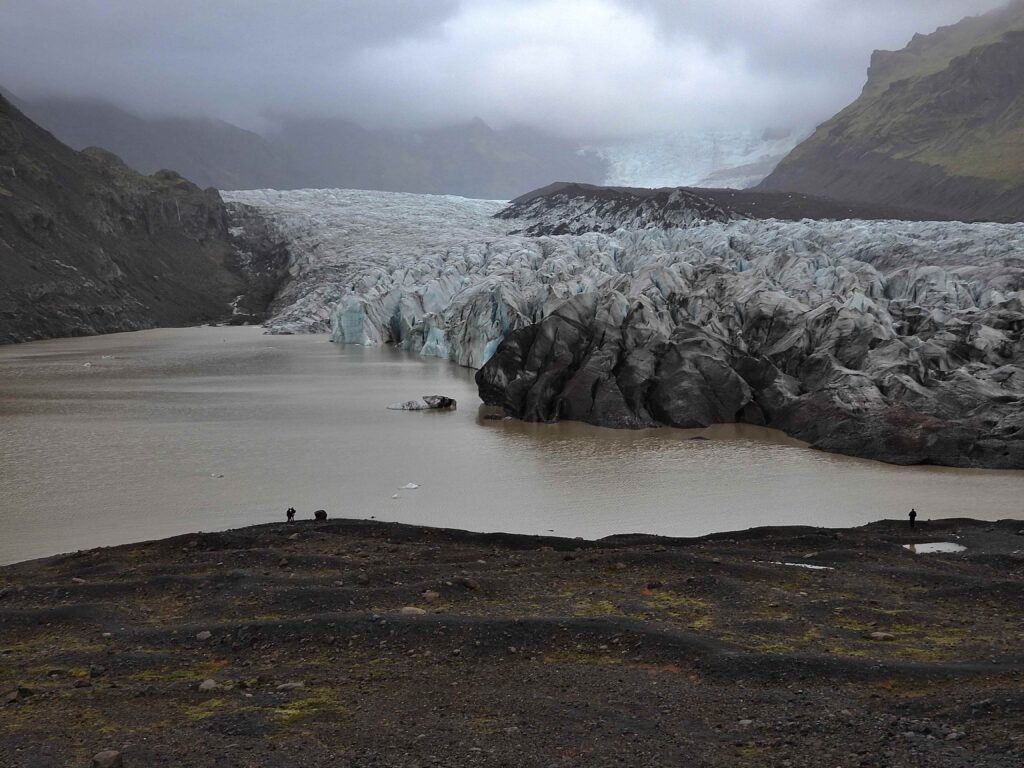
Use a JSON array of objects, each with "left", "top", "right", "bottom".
[
  {"left": 585, "top": 128, "right": 807, "bottom": 190},
  {"left": 224, "top": 186, "right": 1024, "bottom": 468}
]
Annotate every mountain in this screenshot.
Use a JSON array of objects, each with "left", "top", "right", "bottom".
[
  {"left": 13, "top": 97, "right": 296, "bottom": 190},
  {"left": 10, "top": 95, "right": 607, "bottom": 198},
  {"left": 0, "top": 93, "right": 283, "bottom": 343},
  {"left": 760, "top": 1, "right": 1024, "bottom": 221}
]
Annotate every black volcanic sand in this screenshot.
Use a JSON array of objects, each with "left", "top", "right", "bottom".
[{"left": 2, "top": 518, "right": 1023, "bottom": 767}]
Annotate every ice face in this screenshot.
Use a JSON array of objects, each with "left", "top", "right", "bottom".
[{"left": 223, "top": 188, "right": 1024, "bottom": 377}]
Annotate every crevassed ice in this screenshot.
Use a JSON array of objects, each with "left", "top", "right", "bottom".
[{"left": 224, "top": 188, "right": 1024, "bottom": 371}]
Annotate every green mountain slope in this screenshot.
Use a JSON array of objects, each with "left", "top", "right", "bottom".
[{"left": 760, "top": 1, "right": 1024, "bottom": 221}]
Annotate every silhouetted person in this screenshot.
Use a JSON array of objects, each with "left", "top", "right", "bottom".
[
  {"left": 909, "top": 508, "right": 917, "bottom": 528},
  {"left": 286, "top": 507, "right": 296, "bottom": 522},
  {"left": 314, "top": 509, "right": 327, "bottom": 521}
]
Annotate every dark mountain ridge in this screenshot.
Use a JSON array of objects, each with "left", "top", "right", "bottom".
[
  {"left": 507, "top": 181, "right": 951, "bottom": 225},
  {"left": 0, "top": 94, "right": 286, "bottom": 344}
]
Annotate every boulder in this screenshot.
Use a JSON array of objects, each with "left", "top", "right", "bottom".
[
  {"left": 92, "top": 751, "right": 123, "bottom": 768},
  {"left": 387, "top": 395, "right": 457, "bottom": 411}
]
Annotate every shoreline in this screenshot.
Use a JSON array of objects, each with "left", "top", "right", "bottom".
[
  {"left": 2, "top": 517, "right": 1023, "bottom": 766},
  {"left": 2, "top": 513, "right": 1022, "bottom": 569},
  {"left": 6, "top": 324, "right": 1024, "bottom": 473}
]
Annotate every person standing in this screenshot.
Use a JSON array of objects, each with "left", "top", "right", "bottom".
[{"left": 909, "top": 508, "right": 917, "bottom": 528}]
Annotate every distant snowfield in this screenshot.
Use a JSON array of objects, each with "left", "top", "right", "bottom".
[
  {"left": 587, "top": 129, "right": 807, "bottom": 189},
  {"left": 224, "top": 187, "right": 1024, "bottom": 378}
]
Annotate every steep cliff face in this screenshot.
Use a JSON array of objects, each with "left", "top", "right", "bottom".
[
  {"left": 0, "top": 94, "right": 282, "bottom": 343},
  {"left": 760, "top": 2, "right": 1024, "bottom": 222}
]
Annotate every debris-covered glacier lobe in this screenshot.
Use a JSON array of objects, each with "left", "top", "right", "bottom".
[{"left": 224, "top": 187, "right": 1024, "bottom": 468}]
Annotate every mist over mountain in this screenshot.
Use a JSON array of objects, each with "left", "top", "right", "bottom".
[
  {"left": 762, "top": 0, "right": 1024, "bottom": 220},
  {"left": 1, "top": 1, "right": 1009, "bottom": 197},
  {"left": 10, "top": 95, "right": 606, "bottom": 198}
]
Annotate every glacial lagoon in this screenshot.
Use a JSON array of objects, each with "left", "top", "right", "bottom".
[{"left": 1, "top": 325, "right": 1023, "bottom": 565}]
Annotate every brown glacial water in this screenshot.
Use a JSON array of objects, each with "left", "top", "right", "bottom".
[{"left": 1, "top": 326, "right": 1022, "bottom": 565}]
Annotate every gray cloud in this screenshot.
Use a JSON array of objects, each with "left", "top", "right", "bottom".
[{"left": 0, "top": 0, "right": 1010, "bottom": 138}]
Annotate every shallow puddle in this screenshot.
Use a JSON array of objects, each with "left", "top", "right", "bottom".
[
  {"left": 903, "top": 542, "right": 967, "bottom": 554},
  {"left": 766, "top": 561, "right": 835, "bottom": 570}
]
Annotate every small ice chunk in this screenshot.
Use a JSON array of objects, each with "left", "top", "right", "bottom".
[
  {"left": 399, "top": 483, "right": 419, "bottom": 490},
  {"left": 391, "top": 494, "right": 400, "bottom": 499}
]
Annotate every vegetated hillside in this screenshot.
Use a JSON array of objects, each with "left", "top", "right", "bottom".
[
  {"left": 760, "top": 1, "right": 1024, "bottom": 221},
  {"left": 0, "top": 94, "right": 282, "bottom": 344},
  {"left": 10, "top": 94, "right": 607, "bottom": 199}
]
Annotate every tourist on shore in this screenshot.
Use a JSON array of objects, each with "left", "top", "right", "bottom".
[
  {"left": 909, "top": 509, "right": 917, "bottom": 528},
  {"left": 286, "top": 507, "right": 296, "bottom": 522}
]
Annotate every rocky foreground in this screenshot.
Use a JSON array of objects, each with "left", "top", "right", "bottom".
[{"left": 2, "top": 518, "right": 1023, "bottom": 767}]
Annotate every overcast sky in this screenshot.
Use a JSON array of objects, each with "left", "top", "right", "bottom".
[{"left": 0, "top": 0, "right": 1009, "bottom": 138}]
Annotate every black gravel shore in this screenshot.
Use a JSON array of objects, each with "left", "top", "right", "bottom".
[{"left": 2, "top": 517, "right": 1023, "bottom": 767}]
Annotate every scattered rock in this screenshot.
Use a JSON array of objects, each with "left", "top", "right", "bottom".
[
  {"left": 422, "top": 395, "right": 456, "bottom": 410},
  {"left": 91, "top": 750, "right": 123, "bottom": 768},
  {"left": 276, "top": 682, "right": 305, "bottom": 691},
  {"left": 198, "top": 679, "right": 221, "bottom": 692},
  {"left": 399, "top": 606, "right": 427, "bottom": 616},
  {"left": 423, "top": 590, "right": 441, "bottom": 604},
  {"left": 458, "top": 577, "right": 481, "bottom": 590},
  {"left": 196, "top": 631, "right": 212, "bottom": 641},
  {"left": 867, "top": 632, "right": 896, "bottom": 642},
  {"left": 71, "top": 577, "right": 87, "bottom": 584},
  {"left": 356, "top": 572, "right": 370, "bottom": 585}
]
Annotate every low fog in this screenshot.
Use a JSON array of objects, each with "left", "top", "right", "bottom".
[{"left": 0, "top": 0, "right": 1008, "bottom": 139}]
